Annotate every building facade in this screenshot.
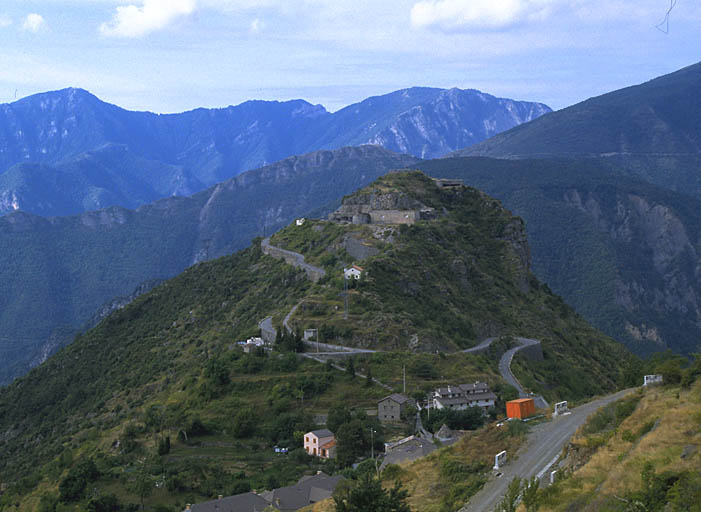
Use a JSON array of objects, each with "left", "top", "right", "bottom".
[
  {"left": 432, "top": 382, "right": 496, "bottom": 413},
  {"left": 378, "top": 393, "right": 413, "bottom": 422},
  {"left": 304, "top": 429, "right": 336, "bottom": 459}
]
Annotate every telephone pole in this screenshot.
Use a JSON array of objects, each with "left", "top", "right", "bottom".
[{"left": 343, "top": 273, "right": 348, "bottom": 320}]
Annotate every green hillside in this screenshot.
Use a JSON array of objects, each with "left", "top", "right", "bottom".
[
  {"left": 418, "top": 157, "right": 701, "bottom": 356},
  {"left": 0, "top": 171, "right": 636, "bottom": 511},
  {"left": 0, "top": 145, "right": 418, "bottom": 385}
]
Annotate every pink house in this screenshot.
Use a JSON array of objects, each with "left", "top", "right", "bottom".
[{"left": 304, "top": 429, "right": 336, "bottom": 459}]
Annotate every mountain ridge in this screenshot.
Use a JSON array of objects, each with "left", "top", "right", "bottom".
[{"left": 0, "top": 85, "right": 549, "bottom": 216}]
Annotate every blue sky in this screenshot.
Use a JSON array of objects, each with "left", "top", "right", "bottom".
[{"left": 0, "top": 1, "right": 698, "bottom": 113}]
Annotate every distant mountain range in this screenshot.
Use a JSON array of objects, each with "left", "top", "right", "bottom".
[
  {"left": 457, "top": 62, "right": 701, "bottom": 198},
  {"left": 0, "top": 86, "right": 549, "bottom": 217}
]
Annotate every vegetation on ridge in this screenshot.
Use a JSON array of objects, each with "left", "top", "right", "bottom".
[{"left": 0, "top": 171, "right": 637, "bottom": 511}]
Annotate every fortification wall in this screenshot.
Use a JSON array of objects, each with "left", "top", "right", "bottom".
[{"left": 369, "top": 210, "right": 421, "bottom": 224}]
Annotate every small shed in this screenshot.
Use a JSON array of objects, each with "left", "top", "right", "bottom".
[{"left": 506, "top": 398, "right": 535, "bottom": 419}]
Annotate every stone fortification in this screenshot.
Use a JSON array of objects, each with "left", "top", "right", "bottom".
[{"left": 329, "top": 190, "right": 435, "bottom": 225}]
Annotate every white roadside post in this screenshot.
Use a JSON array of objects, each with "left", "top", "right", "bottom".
[{"left": 494, "top": 450, "right": 507, "bottom": 470}]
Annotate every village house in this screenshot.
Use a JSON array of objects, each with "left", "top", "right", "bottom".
[
  {"left": 432, "top": 382, "right": 496, "bottom": 413},
  {"left": 343, "top": 265, "right": 363, "bottom": 280},
  {"left": 303, "top": 429, "right": 336, "bottom": 459},
  {"left": 377, "top": 393, "right": 414, "bottom": 422},
  {"left": 237, "top": 336, "right": 265, "bottom": 353},
  {"left": 263, "top": 472, "right": 344, "bottom": 511},
  {"left": 184, "top": 472, "right": 344, "bottom": 512},
  {"left": 184, "top": 492, "right": 270, "bottom": 512}
]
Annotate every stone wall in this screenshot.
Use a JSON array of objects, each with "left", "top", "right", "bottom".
[{"left": 369, "top": 210, "right": 421, "bottom": 225}]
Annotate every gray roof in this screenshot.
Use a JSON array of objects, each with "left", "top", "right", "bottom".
[
  {"left": 381, "top": 438, "right": 436, "bottom": 469},
  {"left": 435, "top": 391, "right": 496, "bottom": 406},
  {"left": 269, "top": 472, "right": 344, "bottom": 511},
  {"left": 189, "top": 492, "right": 270, "bottom": 512},
  {"left": 459, "top": 382, "right": 490, "bottom": 393},
  {"left": 379, "top": 393, "right": 413, "bottom": 405},
  {"left": 309, "top": 428, "right": 334, "bottom": 438},
  {"left": 435, "top": 382, "right": 490, "bottom": 397}
]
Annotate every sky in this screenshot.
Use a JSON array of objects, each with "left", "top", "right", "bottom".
[{"left": 0, "top": 0, "right": 698, "bottom": 114}]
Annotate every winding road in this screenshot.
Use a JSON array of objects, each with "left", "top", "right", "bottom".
[
  {"left": 499, "top": 338, "right": 549, "bottom": 409},
  {"left": 261, "top": 237, "right": 326, "bottom": 282},
  {"left": 259, "top": 238, "right": 548, "bottom": 406},
  {"left": 458, "top": 388, "right": 634, "bottom": 512}
]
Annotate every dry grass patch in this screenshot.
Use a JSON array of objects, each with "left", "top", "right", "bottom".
[
  {"left": 538, "top": 381, "right": 701, "bottom": 511},
  {"left": 383, "top": 424, "right": 526, "bottom": 512}
]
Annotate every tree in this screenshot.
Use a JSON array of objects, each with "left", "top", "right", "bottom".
[
  {"left": 365, "top": 365, "right": 374, "bottom": 387},
  {"left": 334, "top": 472, "right": 410, "bottom": 512},
  {"left": 130, "top": 462, "right": 153, "bottom": 511},
  {"left": 157, "top": 435, "right": 171, "bottom": 455},
  {"left": 59, "top": 459, "right": 100, "bottom": 502},
  {"left": 347, "top": 357, "right": 356, "bottom": 379},
  {"left": 521, "top": 476, "right": 540, "bottom": 511},
  {"left": 336, "top": 419, "right": 367, "bottom": 467},
  {"left": 232, "top": 407, "right": 256, "bottom": 438},
  {"left": 327, "top": 404, "right": 353, "bottom": 433},
  {"left": 88, "top": 493, "right": 122, "bottom": 512},
  {"left": 497, "top": 477, "right": 521, "bottom": 512}
]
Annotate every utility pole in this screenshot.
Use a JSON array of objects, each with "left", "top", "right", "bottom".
[
  {"left": 343, "top": 273, "right": 348, "bottom": 320},
  {"left": 370, "top": 427, "right": 379, "bottom": 477},
  {"left": 403, "top": 365, "right": 406, "bottom": 394}
]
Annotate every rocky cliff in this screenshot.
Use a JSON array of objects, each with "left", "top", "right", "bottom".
[{"left": 418, "top": 156, "right": 701, "bottom": 356}]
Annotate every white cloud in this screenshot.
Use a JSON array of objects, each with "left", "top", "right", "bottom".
[
  {"left": 411, "top": 0, "right": 553, "bottom": 31},
  {"left": 249, "top": 18, "right": 262, "bottom": 33},
  {"left": 0, "top": 15, "right": 11, "bottom": 28},
  {"left": 22, "top": 13, "right": 45, "bottom": 33},
  {"left": 100, "top": 0, "right": 196, "bottom": 38}
]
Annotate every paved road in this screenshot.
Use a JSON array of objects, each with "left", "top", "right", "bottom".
[
  {"left": 461, "top": 336, "right": 499, "bottom": 354},
  {"left": 259, "top": 239, "right": 549, "bottom": 406},
  {"left": 459, "top": 388, "right": 634, "bottom": 512},
  {"left": 261, "top": 237, "right": 326, "bottom": 281},
  {"left": 499, "top": 337, "right": 549, "bottom": 408}
]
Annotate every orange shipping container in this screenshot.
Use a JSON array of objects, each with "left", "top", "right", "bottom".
[{"left": 506, "top": 398, "right": 535, "bottom": 419}]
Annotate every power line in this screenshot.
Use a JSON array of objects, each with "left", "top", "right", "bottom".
[{"left": 655, "top": 0, "right": 677, "bottom": 34}]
